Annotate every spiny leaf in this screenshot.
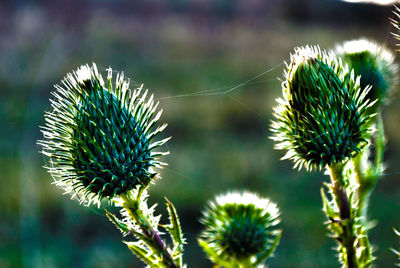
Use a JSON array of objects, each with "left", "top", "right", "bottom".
[
  {"left": 198, "top": 239, "right": 231, "bottom": 268},
  {"left": 105, "top": 209, "right": 130, "bottom": 235},
  {"left": 164, "top": 197, "right": 185, "bottom": 261},
  {"left": 321, "top": 187, "right": 337, "bottom": 219},
  {"left": 124, "top": 241, "right": 160, "bottom": 268}
]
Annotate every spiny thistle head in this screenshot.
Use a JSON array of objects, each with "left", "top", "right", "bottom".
[
  {"left": 38, "top": 63, "right": 169, "bottom": 205},
  {"left": 336, "top": 38, "right": 397, "bottom": 114},
  {"left": 199, "top": 191, "right": 281, "bottom": 266},
  {"left": 271, "top": 46, "right": 374, "bottom": 170}
]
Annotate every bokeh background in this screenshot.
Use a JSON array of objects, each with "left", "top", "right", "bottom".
[{"left": 2, "top": 0, "right": 400, "bottom": 267}]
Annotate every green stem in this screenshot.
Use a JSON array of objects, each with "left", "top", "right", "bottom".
[
  {"left": 353, "top": 114, "right": 385, "bottom": 221},
  {"left": 329, "top": 164, "right": 357, "bottom": 268},
  {"left": 352, "top": 154, "right": 369, "bottom": 220},
  {"left": 374, "top": 114, "right": 385, "bottom": 173},
  {"left": 121, "top": 192, "right": 178, "bottom": 268}
]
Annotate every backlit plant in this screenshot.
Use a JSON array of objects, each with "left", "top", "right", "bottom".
[
  {"left": 336, "top": 38, "right": 397, "bottom": 116},
  {"left": 38, "top": 63, "right": 282, "bottom": 267},
  {"left": 198, "top": 191, "right": 281, "bottom": 268},
  {"left": 271, "top": 45, "right": 374, "bottom": 171},
  {"left": 37, "top": 7, "right": 400, "bottom": 267},
  {"left": 336, "top": 38, "right": 397, "bottom": 222},
  {"left": 39, "top": 63, "right": 183, "bottom": 267},
  {"left": 39, "top": 64, "right": 169, "bottom": 205},
  {"left": 271, "top": 40, "right": 397, "bottom": 267}
]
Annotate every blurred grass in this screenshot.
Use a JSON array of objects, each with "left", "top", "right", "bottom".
[{"left": 1, "top": 1, "right": 400, "bottom": 267}]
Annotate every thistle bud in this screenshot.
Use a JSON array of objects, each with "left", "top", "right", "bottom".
[
  {"left": 271, "top": 46, "right": 374, "bottom": 170},
  {"left": 336, "top": 38, "right": 397, "bottom": 115},
  {"left": 199, "top": 191, "right": 281, "bottom": 266},
  {"left": 38, "top": 63, "right": 169, "bottom": 205}
]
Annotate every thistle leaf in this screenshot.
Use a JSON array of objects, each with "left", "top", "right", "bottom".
[
  {"left": 321, "top": 187, "right": 337, "bottom": 219},
  {"left": 198, "top": 239, "right": 231, "bottom": 268},
  {"left": 164, "top": 197, "right": 185, "bottom": 265},
  {"left": 124, "top": 241, "right": 160, "bottom": 268},
  {"left": 105, "top": 209, "right": 131, "bottom": 236}
]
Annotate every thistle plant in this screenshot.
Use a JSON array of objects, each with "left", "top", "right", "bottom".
[
  {"left": 36, "top": 13, "right": 399, "bottom": 266},
  {"left": 336, "top": 39, "right": 397, "bottom": 116},
  {"left": 271, "top": 45, "right": 374, "bottom": 171},
  {"left": 336, "top": 39, "right": 397, "bottom": 221},
  {"left": 198, "top": 191, "right": 281, "bottom": 268},
  {"left": 38, "top": 63, "right": 285, "bottom": 267},
  {"left": 270, "top": 45, "right": 383, "bottom": 267},
  {"left": 38, "top": 63, "right": 184, "bottom": 267}
]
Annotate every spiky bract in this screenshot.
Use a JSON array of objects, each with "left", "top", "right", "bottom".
[
  {"left": 392, "top": 229, "right": 400, "bottom": 267},
  {"left": 39, "top": 63, "right": 169, "bottom": 205},
  {"left": 112, "top": 189, "right": 162, "bottom": 236},
  {"left": 271, "top": 46, "right": 374, "bottom": 170},
  {"left": 336, "top": 38, "right": 397, "bottom": 114},
  {"left": 199, "top": 191, "right": 281, "bottom": 266},
  {"left": 392, "top": 6, "right": 400, "bottom": 52}
]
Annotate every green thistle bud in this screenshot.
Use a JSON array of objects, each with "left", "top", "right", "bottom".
[
  {"left": 198, "top": 191, "right": 281, "bottom": 267},
  {"left": 38, "top": 63, "right": 169, "bottom": 205},
  {"left": 271, "top": 46, "right": 374, "bottom": 170},
  {"left": 336, "top": 38, "right": 397, "bottom": 114}
]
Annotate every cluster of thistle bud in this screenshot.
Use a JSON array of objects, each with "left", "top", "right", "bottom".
[
  {"left": 271, "top": 40, "right": 396, "bottom": 171},
  {"left": 39, "top": 63, "right": 283, "bottom": 267},
  {"left": 271, "top": 38, "right": 397, "bottom": 268},
  {"left": 37, "top": 11, "right": 400, "bottom": 266},
  {"left": 39, "top": 63, "right": 184, "bottom": 267},
  {"left": 37, "top": 34, "right": 398, "bottom": 267}
]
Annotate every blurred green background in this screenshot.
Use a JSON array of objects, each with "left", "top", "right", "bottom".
[{"left": 2, "top": 0, "right": 400, "bottom": 267}]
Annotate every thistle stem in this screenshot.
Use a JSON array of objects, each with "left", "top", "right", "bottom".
[
  {"left": 121, "top": 193, "right": 178, "bottom": 268},
  {"left": 352, "top": 154, "right": 369, "bottom": 219},
  {"left": 374, "top": 114, "right": 385, "bottom": 174},
  {"left": 353, "top": 114, "right": 385, "bottom": 221},
  {"left": 329, "top": 164, "right": 357, "bottom": 268}
]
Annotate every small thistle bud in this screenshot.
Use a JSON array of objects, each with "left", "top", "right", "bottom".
[
  {"left": 38, "top": 63, "right": 169, "bottom": 205},
  {"left": 198, "top": 191, "right": 281, "bottom": 267},
  {"left": 271, "top": 46, "right": 374, "bottom": 170},
  {"left": 336, "top": 38, "right": 397, "bottom": 114}
]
